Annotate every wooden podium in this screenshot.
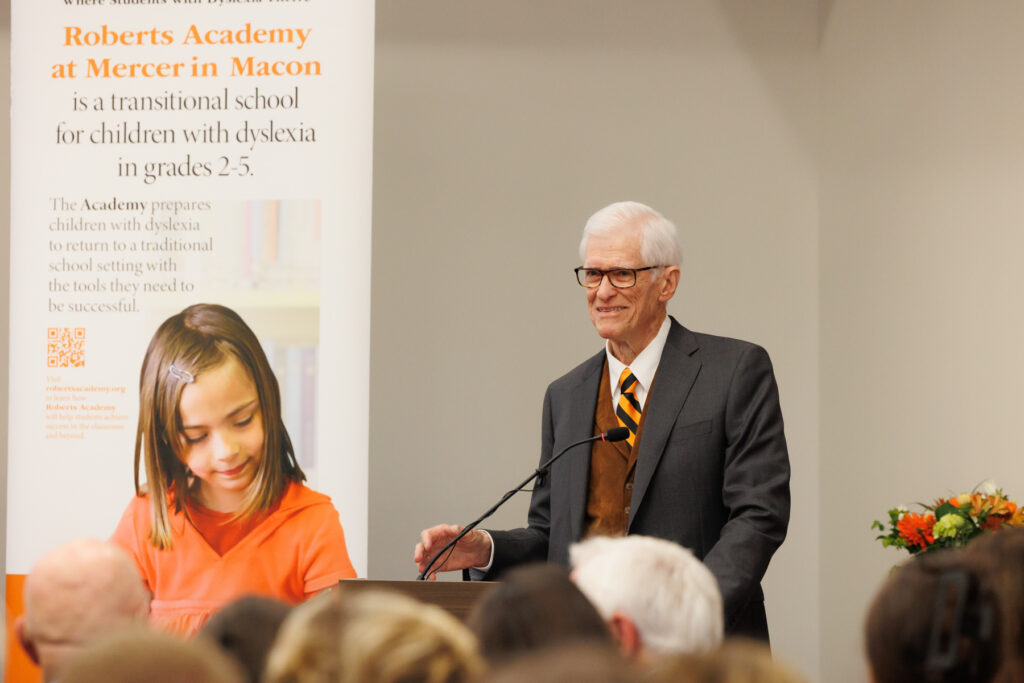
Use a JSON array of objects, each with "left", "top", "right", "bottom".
[{"left": 337, "top": 579, "right": 498, "bottom": 621}]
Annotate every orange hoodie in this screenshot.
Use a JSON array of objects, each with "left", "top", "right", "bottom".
[{"left": 112, "top": 481, "right": 356, "bottom": 635}]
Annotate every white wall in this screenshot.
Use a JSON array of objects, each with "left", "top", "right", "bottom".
[
  {"left": 369, "top": 1, "right": 820, "bottom": 678},
  {"left": 820, "top": 2, "right": 1024, "bottom": 680}
]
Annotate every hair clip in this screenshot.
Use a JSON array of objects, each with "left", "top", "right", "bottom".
[
  {"left": 925, "top": 569, "right": 967, "bottom": 672},
  {"left": 167, "top": 364, "right": 195, "bottom": 383},
  {"left": 923, "top": 568, "right": 995, "bottom": 672}
]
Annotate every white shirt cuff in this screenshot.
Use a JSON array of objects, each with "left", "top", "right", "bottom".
[{"left": 472, "top": 530, "right": 496, "bottom": 572}]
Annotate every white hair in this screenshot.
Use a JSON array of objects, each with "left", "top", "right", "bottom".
[
  {"left": 578, "top": 201, "right": 682, "bottom": 268},
  {"left": 569, "top": 535, "right": 723, "bottom": 656}
]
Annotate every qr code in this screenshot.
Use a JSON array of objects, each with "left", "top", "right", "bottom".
[{"left": 47, "top": 327, "right": 85, "bottom": 368}]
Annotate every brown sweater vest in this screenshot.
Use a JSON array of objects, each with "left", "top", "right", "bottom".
[{"left": 584, "top": 360, "right": 649, "bottom": 538}]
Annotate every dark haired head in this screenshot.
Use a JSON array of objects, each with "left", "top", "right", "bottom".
[
  {"left": 865, "top": 549, "right": 1001, "bottom": 683},
  {"left": 466, "top": 563, "right": 614, "bottom": 665},
  {"left": 966, "top": 527, "right": 1024, "bottom": 681},
  {"left": 199, "top": 595, "right": 292, "bottom": 683}
]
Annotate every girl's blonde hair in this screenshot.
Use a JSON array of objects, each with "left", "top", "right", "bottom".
[
  {"left": 135, "top": 303, "right": 305, "bottom": 549},
  {"left": 265, "top": 590, "right": 484, "bottom": 683}
]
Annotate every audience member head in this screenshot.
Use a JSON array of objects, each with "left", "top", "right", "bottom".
[
  {"left": 652, "top": 639, "right": 806, "bottom": 683},
  {"left": 265, "top": 589, "right": 485, "bottom": 683},
  {"left": 865, "top": 549, "right": 1001, "bottom": 683},
  {"left": 15, "top": 538, "right": 150, "bottom": 680},
  {"left": 570, "top": 535, "right": 723, "bottom": 660},
  {"left": 199, "top": 594, "right": 292, "bottom": 683},
  {"left": 60, "top": 627, "right": 244, "bottom": 683},
  {"left": 966, "top": 527, "right": 1024, "bottom": 681},
  {"left": 483, "top": 642, "right": 641, "bottom": 683},
  {"left": 467, "top": 563, "right": 614, "bottom": 665}
]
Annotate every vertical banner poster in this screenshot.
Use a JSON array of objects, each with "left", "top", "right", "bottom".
[{"left": 7, "top": 1, "right": 373, "bottom": 677}]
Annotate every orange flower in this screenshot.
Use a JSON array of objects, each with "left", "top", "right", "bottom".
[
  {"left": 981, "top": 516, "right": 1005, "bottom": 531},
  {"left": 898, "top": 512, "right": 936, "bottom": 548},
  {"left": 990, "top": 497, "right": 1015, "bottom": 517},
  {"left": 968, "top": 494, "right": 989, "bottom": 518}
]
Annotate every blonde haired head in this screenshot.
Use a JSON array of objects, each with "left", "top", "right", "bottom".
[{"left": 266, "top": 590, "right": 484, "bottom": 683}]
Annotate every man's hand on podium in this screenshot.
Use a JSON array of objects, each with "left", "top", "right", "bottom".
[{"left": 414, "top": 524, "right": 492, "bottom": 579}]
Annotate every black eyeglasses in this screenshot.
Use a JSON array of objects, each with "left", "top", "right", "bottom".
[{"left": 574, "top": 266, "right": 662, "bottom": 289}]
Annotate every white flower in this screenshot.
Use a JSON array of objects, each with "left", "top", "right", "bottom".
[{"left": 978, "top": 480, "right": 998, "bottom": 495}]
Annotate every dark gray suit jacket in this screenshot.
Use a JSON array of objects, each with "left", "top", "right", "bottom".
[{"left": 487, "top": 317, "right": 791, "bottom": 641}]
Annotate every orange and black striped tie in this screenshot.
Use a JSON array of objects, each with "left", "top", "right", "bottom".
[{"left": 616, "top": 368, "right": 642, "bottom": 451}]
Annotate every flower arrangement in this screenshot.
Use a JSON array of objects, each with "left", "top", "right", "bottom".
[{"left": 872, "top": 486, "right": 1024, "bottom": 554}]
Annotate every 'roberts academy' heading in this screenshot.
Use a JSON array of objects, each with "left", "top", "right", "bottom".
[{"left": 58, "top": 24, "right": 318, "bottom": 79}]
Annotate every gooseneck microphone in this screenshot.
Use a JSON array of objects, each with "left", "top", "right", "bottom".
[
  {"left": 598, "top": 426, "right": 630, "bottom": 443},
  {"left": 416, "top": 427, "right": 630, "bottom": 581}
]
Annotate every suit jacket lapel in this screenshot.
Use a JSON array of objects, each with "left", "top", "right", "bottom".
[
  {"left": 566, "top": 351, "right": 604, "bottom": 543},
  {"left": 628, "top": 318, "right": 701, "bottom": 531}
]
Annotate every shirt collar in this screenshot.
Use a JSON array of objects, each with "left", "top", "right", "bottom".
[{"left": 605, "top": 316, "right": 671, "bottom": 392}]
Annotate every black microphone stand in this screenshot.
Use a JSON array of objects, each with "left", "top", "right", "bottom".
[{"left": 416, "top": 429, "right": 625, "bottom": 581}]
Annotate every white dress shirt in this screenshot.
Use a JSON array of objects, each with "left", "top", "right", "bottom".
[{"left": 605, "top": 316, "right": 671, "bottom": 410}]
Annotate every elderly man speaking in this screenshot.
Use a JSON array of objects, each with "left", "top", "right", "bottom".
[{"left": 415, "top": 201, "right": 790, "bottom": 641}]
